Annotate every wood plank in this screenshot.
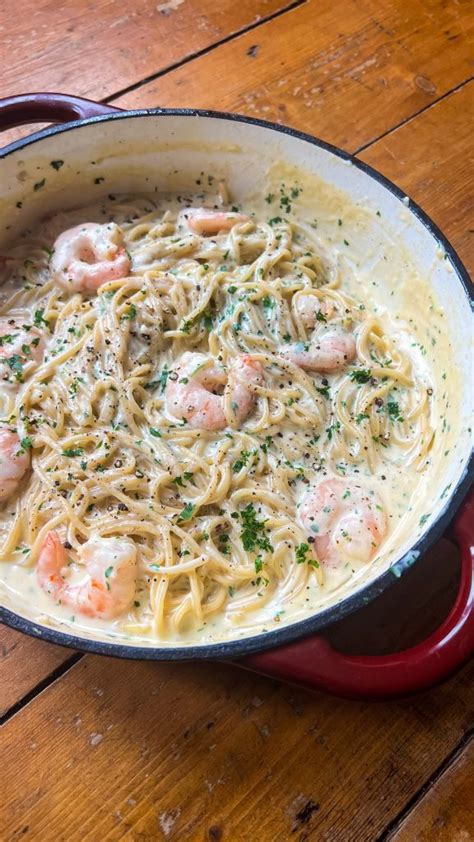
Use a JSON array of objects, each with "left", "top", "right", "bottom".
[
  {"left": 360, "top": 82, "right": 473, "bottom": 276},
  {"left": 0, "top": 627, "right": 76, "bottom": 718},
  {"left": 115, "top": 0, "right": 473, "bottom": 153},
  {"left": 390, "top": 741, "right": 474, "bottom": 841},
  {"left": 1, "top": 655, "right": 472, "bottom": 841},
  {"left": 0, "top": 0, "right": 294, "bottom": 101}
]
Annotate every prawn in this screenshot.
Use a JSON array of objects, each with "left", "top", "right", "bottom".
[
  {"left": 36, "top": 531, "right": 137, "bottom": 619},
  {"left": 51, "top": 223, "right": 131, "bottom": 292},
  {"left": 165, "top": 351, "right": 264, "bottom": 431},
  {"left": 283, "top": 326, "right": 356, "bottom": 372},
  {"left": 293, "top": 293, "right": 334, "bottom": 329},
  {"left": 0, "top": 318, "right": 45, "bottom": 370},
  {"left": 0, "top": 429, "right": 30, "bottom": 502},
  {"left": 179, "top": 208, "right": 250, "bottom": 236},
  {"left": 299, "top": 478, "right": 387, "bottom": 569}
]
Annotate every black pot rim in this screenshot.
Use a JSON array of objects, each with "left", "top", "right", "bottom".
[{"left": 0, "top": 106, "right": 472, "bottom": 661}]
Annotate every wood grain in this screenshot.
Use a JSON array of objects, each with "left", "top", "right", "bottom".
[
  {"left": 360, "top": 81, "right": 474, "bottom": 276},
  {"left": 0, "top": 0, "right": 294, "bottom": 100},
  {"left": 1, "top": 655, "right": 473, "bottom": 841},
  {"left": 0, "top": 627, "right": 76, "bottom": 718},
  {"left": 115, "top": 0, "right": 473, "bottom": 152},
  {"left": 1, "top": 1, "right": 473, "bottom": 837},
  {"left": 391, "top": 740, "right": 474, "bottom": 841}
]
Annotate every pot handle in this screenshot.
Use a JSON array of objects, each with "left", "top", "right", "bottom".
[
  {"left": 0, "top": 92, "right": 122, "bottom": 134},
  {"left": 240, "top": 490, "right": 474, "bottom": 700}
]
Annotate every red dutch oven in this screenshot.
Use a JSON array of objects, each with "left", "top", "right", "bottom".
[{"left": 0, "top": 93, "right": 472, "bottom": 700}]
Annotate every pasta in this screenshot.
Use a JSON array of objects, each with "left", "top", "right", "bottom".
[{"left": 0, "top": 188, "right": 434, "bottom": 641}]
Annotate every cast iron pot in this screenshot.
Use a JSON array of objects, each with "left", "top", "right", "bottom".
[{"left": 0, "top": 93, "right": 472, "bottom": 700}]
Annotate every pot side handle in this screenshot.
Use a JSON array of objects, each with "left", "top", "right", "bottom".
[
  {"left": 0, "top": 93, "right": 122, "bottom": 134},
  {"left": 239, "top": 490, "right": 474, "bottom": 700}
]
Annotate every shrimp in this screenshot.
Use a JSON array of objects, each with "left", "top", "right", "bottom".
[
  {"left": 293, "top": 293, "right": 334, "bottom": 329},
  {"left": 51, "top": 223, "right": 131, "bottom": 292},
  {"left": 165, "top": 351, "right": 264, "bottom": 431},
  {"left": 282, "top": 326, "right": 356, "bottom": 372},
  {"left": 299, "top": 478, "right": 387, "bottom": 569},
  {"left": 0, "top": 429, "right": 30, "bottom": 502},
  {"left": 0, "top": 318, "right": 45, "bottom": 369},
  {"left": 179, "top": 207, "right": 250, "bottom": 236},
  {"left": 36, "top": 531, "right": 137, "bottom": 619}
]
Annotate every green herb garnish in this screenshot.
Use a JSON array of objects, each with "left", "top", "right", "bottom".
[
  {"left": 239, "top": 504, "right": 272, "bottom": 553},
  {"left": 121, "top": 303, "right": 137, "bottom": 321},
  {"left": 295, "top": 542, "right": 309, "bottom": 564},
  {"left": 172, "top": 472, "right": 194, "bottom": 487},
  {"left": 178, "top": 503, "right": 195, "bottom": 522},
  {"left": 62, "top": 447, "right": 85, "bottom": 457},
  {"left": 350, "top": 369, "right": 372, "bottom": 384},
  {"left": 34, "top": 309, "right": 49, "bottom": 328}
]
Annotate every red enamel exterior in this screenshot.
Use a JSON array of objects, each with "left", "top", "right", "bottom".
[{"left": 0, "top": 92, "right": 121, "bottom": 131}]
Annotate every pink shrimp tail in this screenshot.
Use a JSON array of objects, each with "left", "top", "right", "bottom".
[{"left": 36, "top": 530, "right": 67, "bottom": 593}]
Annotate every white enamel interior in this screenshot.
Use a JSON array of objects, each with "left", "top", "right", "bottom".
[{"left": 0, "top": 113, "right": 472, "bottom": 648}]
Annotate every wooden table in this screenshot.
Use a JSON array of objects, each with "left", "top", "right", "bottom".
[{"left": 1, "top": 1, "right": 473, "bottom": 839}]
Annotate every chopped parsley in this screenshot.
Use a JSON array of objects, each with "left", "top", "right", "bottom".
[
  {"left": 177, "top": 502, "right": 195, "bottom": 522},
  {"left": 62, "top": 447, "right": 85, "bottom": 457},
  {"left": 386, "top": 401, "right": 404, "bottom": 422},
  {"left": 239, "top": 504, "right": 272, "bottom": 553},
  {"left": 149, "top": 427, "right": 162, "bottom": 437},
  {"left": 34, "top": 309, "right": 49, "bottom": 327},
  {"left": 350, "top": 369, "right": 372, "bottom": 384},
  {"left": 295, "top": 542, "right": 309, "bottom": 564},
  {"left": 6, "top": 355, "right": 24, "bottom": 381},
  {"left": 172, "top": 472, "right": 194, "bottom": 487},
  {"left": 157, "top": 367, "right": 170, "bottom": 393},
  {"left": 181, "top": 309, "right": 214, "bottom": 333},
  {"left": 121, "top": 303, "right": 137, "bottom": 321},
  {"left": 326, "top": 421, "right": 341, "bottom": 440},
  {"left": 201, "top": 310, "right": 214, "bottom": 331},
  {"left": 232, "top": 450, "right": 252, "bottom": 473},
  {"left": 295, "top": 542, "right": 319, "bottom": 568},
  {"left": 180, "top": 319, "right": 193, "bottom": 334}
]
